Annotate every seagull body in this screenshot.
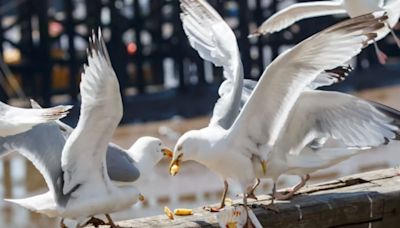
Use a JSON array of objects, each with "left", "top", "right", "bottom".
[
  {"left": 0, "top": 101, "right": 71, "bottom": 137},
  {"left": 171, "top": 0, "right": 388, "bottom": 210},
  {"left": 1, "top": 31, "right": 172, "bottom": 227}
]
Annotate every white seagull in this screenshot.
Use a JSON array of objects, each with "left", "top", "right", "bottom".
[
  {"left": 169, "top": 0, "right": 387, "bottom": 213},
  {"left": 177, "top": 0, "right": 354, "bottom": 211},
  {"left": 250, "top": 0, "right": 400, "bottom": 64},
  {"left": 2, "top": 30, "right": 173, "bottom": 228},
  {"left": 246, "top": 90, "right": 400, "bottom": 203},
  {"left": 0, "top": 101, "right": 71, "bottom": 137}
]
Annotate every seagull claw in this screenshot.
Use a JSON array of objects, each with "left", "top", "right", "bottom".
[{"left": 83, "top": 217, "right": 106, "bottom": 227}]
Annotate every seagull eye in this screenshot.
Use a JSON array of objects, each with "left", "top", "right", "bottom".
[{"left": 177, "top": 145, "right": 182, "bottom": 151}]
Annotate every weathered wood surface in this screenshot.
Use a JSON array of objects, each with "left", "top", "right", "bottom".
[{"left": 114, "top": 168, "right": 400, "bottom": 228}]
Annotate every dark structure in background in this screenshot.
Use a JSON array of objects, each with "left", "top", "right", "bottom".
[{"left": 0, "top": 0, "right": 399, "bottom": 125}]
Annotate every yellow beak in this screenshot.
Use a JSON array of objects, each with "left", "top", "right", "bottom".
[
  {"left": 261, "top": 160, "right": 267, "bottom": 175},
  {"left": 162, "top": 147, "right": 173, "bottom": 158}
]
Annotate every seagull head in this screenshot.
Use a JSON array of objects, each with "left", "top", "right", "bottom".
[
  {"left": 128, "top": 136, "right": 173, "bottom": 171},
  {"left": 169, "top": 130, "right": 203, "bottom": 176}
]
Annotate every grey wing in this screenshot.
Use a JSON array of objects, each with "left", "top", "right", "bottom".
[
  {"left": 106, "top": 143, "right": 140, "bottom": 182},
  {"left": 284, "top": 91, "right": 400, "bottom": 156},
  {"left": 0, "top": 123, "right": 69, "bottom": 205}
]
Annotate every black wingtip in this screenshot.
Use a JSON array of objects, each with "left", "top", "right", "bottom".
[{"left": 324, "top": 65, "right": 354, "bottom": 82}]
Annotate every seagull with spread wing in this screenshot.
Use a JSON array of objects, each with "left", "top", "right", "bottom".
[
  {"left": 1, "top": 30, "right": 173, "bottom": 228},
  {"left": 169, "top": 0, "right": 388, "bottom": 214},
  {"left": 176, "top": 0, "right": 354, "bottom": 212},
  {"left": 0, "top": 101, "right": 71, "bottom": 137},
  {"left": 250, "top": 0, "right": 400, "bottom": 64}
]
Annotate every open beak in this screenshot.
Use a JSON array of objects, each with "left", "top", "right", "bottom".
[
  {"left": 162, "top": 147, "right": 173, "bottom": 158},
  {"left": 139, "top": 193, "right": 145, "bottom": 202},
  {"left": 261, "top": 160, "right": 267, "bottom": 175},
  {"left": 169, "top": 154, "right": 182, "bottom": 176}
]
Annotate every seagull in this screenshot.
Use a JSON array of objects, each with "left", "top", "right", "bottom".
[
  {"left": 250, "top": 0, "right": 400, "bottom": 64},
  {"left": 246, "top": 91, "right": 400, "bottom": 203},
  {"left": 1, "top": 30, "right": 173, "bottom": 228},
  {"left": 169, "top": 0, "right": 387, "bottom": 214},
  {"left": 0, "top": 100, "right": 71, "bottom": 137},
  {"left": 177, "top": 0, "right": 353, "bottom": 212}
]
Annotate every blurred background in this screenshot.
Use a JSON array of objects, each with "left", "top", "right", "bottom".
[{"left": 0, "top": 0, "right": 399, "bottom": 227}]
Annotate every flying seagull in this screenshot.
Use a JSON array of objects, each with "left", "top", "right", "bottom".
[
  {"left": 0, "top": 101, "right": 71, "bottom": 137},
  {"left": 169, "top": 0, "right": 387, "bottom": 215},
  {"left": 250, "top": 0, "right": 400, "bottom": 64},
  {"left": 177, "top": 0, "right": 353, "bottom": 212},
  {"left": 1, "top": 30, "right": 172, "bottom": 228}
]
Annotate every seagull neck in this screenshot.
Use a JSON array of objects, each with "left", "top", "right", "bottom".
[{"left": 189, "top": 127, "right": 229, "bottom": 164}]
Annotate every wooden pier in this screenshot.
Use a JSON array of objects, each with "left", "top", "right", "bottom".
[{"left": 114, "top": 168, "right": 400, "bottom": 228}]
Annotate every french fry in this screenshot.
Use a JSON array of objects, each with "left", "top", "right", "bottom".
[
  {"left": 164, "top": 206, "right": 174, "bottom": 220},
  {"left": 170, "top": 164, "right": 180, "bottom": 176},
  {"left": 174, "top": 208, "right": 193, "bottom": 216}
]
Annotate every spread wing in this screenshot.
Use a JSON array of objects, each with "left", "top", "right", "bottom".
[
  {"left": 250, "top": 1, "right": 345, "bottom": 37},
  {"left": 283, "top": 91, "right": 400, "bottom": 156},
  {"left": 61, "top": 29, "right": 123, "bottom": 194},
  {"left": 30, "top": 99, "right": 140, "bottom": 183},
  {"left": 0, "top": 124, "right": 69, "bottom": 205},
  {"left": 0, "top": 101, "right": 72, "bottom": 137},
  {"left": 30, "top": 99, "right": 74, "bottom": 136},
  {"left": 180, "top": 0, "right": 243, "bottom": 129},
  {"left": 241, "top": 64, "right": 353, "bottom": 104},
  {"left": 230, "top": 12, "right": 387, "bottom": 150}
]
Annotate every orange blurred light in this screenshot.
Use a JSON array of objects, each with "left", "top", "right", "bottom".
[
  {"left": 127, "top": 42, "right": 137, "bottom": 55},
  {"left": 49, "top": 22, "right": 63, "bottom": 37}
]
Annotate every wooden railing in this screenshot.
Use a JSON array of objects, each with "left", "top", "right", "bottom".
[{"left": 114, "top": 168, "right": 400, "bottom": 227}]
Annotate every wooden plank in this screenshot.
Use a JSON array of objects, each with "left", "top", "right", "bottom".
[{"left": 109, "top": 168, "right": 400, "bottom": 228}]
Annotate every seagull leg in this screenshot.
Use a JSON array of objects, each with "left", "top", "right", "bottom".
[
  {"left": 257, "top": 182, "right": 279, "bottom": 213},
  {"left": 247, "top": 178, "right": 260, "bottom": 200},
  {"left": 274, "top": 174, "right": 310, "bottom": 200},
  {"left": 204, "top": 179, "right": 228, "bottom": 212},
  {"left": 374, "top": 42, "right": 388, "bottom": 64},
  {"left": 82, "top": 216, "right": 107, "bottom": 227},
  {"left": 105, "top": 214, "right": 121, "bottom": 228},
  {"left": 60, "top": 218, "right": 68, "bottom": 228}
]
